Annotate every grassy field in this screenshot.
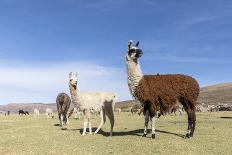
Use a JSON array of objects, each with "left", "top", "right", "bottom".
[{"left": 0, "top": 112, "right": 232, "bottom": 155}]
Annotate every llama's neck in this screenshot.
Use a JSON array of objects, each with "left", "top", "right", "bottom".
[
  {"left": 69, "top": 84, "right": 83, "bottom": 110},
  {"left": 127, "top": 60, "right": 143, "bottom": 98}
]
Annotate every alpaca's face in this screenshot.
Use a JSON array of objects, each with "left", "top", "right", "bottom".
[
  {"left": 126, "top": 41, "right": 143, "bottom": 63},
  {"left": 69, "top": 72, "right": 78, "bottom": 86}
]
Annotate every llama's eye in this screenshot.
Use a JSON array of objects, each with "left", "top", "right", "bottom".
[{"left": 128, "top": 49, "right": 136, "bottom": 56}]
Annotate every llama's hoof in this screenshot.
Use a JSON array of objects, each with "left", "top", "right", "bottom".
[
  {"left": 142, "top": 133, "right": 147, "bottom": 137},
  {"left": 185, "top": 133, "right": 190, "bottom": 139},
  {"left": 151, "top": 134, "right": 156, "bottom": 139}
]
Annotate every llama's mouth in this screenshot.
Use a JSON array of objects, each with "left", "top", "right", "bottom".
[{"left": 71, "top": 85, "right": 77, "bottom": 89}]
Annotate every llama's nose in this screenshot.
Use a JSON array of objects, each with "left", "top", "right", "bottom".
[{"left": 136, "top": 49, "right": 143, "bottom": 57}]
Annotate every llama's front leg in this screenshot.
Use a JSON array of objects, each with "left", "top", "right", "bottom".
[
  {"left": 60, "top": 114, "right": 64, "bottom": 127},
  {"left": 142, "top": 110, "right": 149, "bottom": 137},
  {"left": 88, "top": 119, "right": 92, "bottom": 135},
  {"left": 186, "top": 111, "right": 196, "bottom": 138},
  {"left": 150, "top": 116, "right": 156, "bottom": 139},
  {"left": 66, "top": 115, "right": 69, "bottom": 125},
  {"left": 82, "top": 111, "right": 88, "bottom": 136},
  {"left": 82, "top": 121, "right": 88, "bottom": 136},
  {"left": 94, "top": 109, "right": 104, "bottom": 134}
]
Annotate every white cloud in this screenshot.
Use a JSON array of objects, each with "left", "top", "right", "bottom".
[{"left": 0, "top": 61, "right": 131, "bottom": 104}]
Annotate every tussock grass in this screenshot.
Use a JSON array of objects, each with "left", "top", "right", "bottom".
[{"left": 0, "top": 112, "right": 232, "bottom": 155}]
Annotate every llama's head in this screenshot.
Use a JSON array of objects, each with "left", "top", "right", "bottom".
[
  {"left": 105, "top": 92, "right": 117, "bottom": 103},
  {"left": 69, "top": 72, "right": 78, "bottom": 87},
  {"left": 126, "top": 40, "right": 143, "bottom": 63}
]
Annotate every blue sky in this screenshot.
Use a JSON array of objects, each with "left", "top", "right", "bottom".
[{"left": 0, "top": 0, "right": 232, "bottom": 104}]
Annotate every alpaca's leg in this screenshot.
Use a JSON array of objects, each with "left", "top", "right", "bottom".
[
  {"left": 143, "top": 110, "right": 149, "bottom": 137},
  {"left": 94, "top": 109, "right": 104, "bottom": 134},
  {"left": 150, "top": 116, "right": 156, "bottom": 139}
]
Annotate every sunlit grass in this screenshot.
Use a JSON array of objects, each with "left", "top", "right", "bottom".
[{"left": 0, "top": 112, "right": 232, "bottom": 155}]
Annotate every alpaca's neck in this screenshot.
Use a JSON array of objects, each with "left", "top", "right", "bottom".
[
  {"left": 127, "top": 60, "right": 143, "bottom": 98},
  {"left": 69, "top": 84, "right": 83, "bottom": 110}
]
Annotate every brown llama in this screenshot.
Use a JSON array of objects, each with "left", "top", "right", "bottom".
[
  {"left": 56, "top": 93, "right": 71, "bottom": 127},
  {"left": 126, "top": 40, "right": 199, "bottom": 139}
]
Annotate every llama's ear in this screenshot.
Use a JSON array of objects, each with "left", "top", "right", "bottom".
[
  {"left": 69, "top": 72, "right": 73, "bottom": 78},
  {"left": 75, "top": 72, "right": 78, "bottom": 77},
  {"left": 128, "top": 40, "right": 133, "bottom": 50},
  {"left": 135, "top": 41, "right": 139, "bottom": 47}
]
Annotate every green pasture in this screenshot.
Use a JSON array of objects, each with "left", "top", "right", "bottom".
[{"left": 0, "top": 112, "right": 232, "bottom": 155}]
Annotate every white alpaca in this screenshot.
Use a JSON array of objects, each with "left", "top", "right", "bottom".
[
  {"left": 34, "top": 109, "right": 40, "bottom": 117},
  {"left": 46, "top": 108, "right": 54, "bottom": 118},
  {"left": 69, "top": 72, "right": 116, "bottom": 136}
]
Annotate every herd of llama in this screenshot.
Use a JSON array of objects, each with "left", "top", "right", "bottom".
[{"left": 55, "top": 40, "right": 199, "bottom": 140}]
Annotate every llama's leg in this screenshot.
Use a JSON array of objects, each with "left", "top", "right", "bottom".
[
  {"left": 190, "top": 111, "right": 196, "bottom": 137},
  {"left": 143, "top": 110, "right": 149, "bottom": 137},
  {"left": 109, "top": 114, "right": 114, "bottom": 137},
  {"left": 106, "top": 110, "right": 114, "bottom": 137},
  {"left": 150, "top": 116, "right": 156, "bottom": 139},
  {"left": 104, "top": 103, "right": 115, "bottom": 137},
  {"left": 82, "top": 110, "right": 88, "bottom": 136},
  {"left": 94, "top": 109, "right": 104, "bottom": 134},
  {"left": 78, "top": 112, "right": 81, "bottom": 119},
  {"left": 88, "top": 118, "right": 92, "bottom": 135},
  {"left": 60, "top": 114, "right": 64, "bottom": 127},
  {"left": 82, "top": 121, "right": 88, "bottom": 136},
  {"left": 66, "top": 114, "right": 69, "bottom": 125},
  {"left": 186, "top": 110, "right": 196, "bottom": 138}
]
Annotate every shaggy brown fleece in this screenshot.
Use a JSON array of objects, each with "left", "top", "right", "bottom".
[
  {"left": 56, "top": 93, "right": 71, "bottom": 124},
  {"left": 134, "top": 74, "right": 199, "bottom": 116}
]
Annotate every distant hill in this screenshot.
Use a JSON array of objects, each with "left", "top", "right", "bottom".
[
  {"left": 198, "top": 83, "right": 232, "bottom": 104},
  {"left": 1, "top": 82, "right": 231, "bottom": 113},
  {"left": 115, "top": 100, "right": 140, "bottom": 109},
  {"left": 0, "top": 103, "right": 57, "bottom": 113}
]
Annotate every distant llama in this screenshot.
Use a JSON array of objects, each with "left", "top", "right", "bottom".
[
  {"left": 126, "top": 41, "right": 199, "bottom": 139},
  {"left": 69, "top": 72, "right": 117, "bottom": 136},
  {"left": 46, "top": 108, "right": 54, "bottom": 118},
  {"left": 56, "top": 93, "right": 71, "bottom": 126},
  {"left": 68, "top": 107, "right": 81, "bottom": 119},
  {"left": 34, "top": 109, "right": 40, "bottom": 117},
  {"left": 115, "top": 108, "right": 121, "bottom": 115},
  {"left": 19, "top": 110, "right": 29, "bottom": 115}
]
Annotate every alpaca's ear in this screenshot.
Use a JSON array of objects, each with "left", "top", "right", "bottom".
[
  {"left": 75, "top": 72, "right": 78, "bottom": 77},
  {"left": 135, "top": 41, "right": 139, "bottom": 47}
]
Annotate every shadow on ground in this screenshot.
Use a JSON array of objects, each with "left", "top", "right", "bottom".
[
  {"left": 69, "top": 127, "right": 185, "bottom": 138},
  {"left": 220, "top": 117, "right": 232, "bottom": 119}
]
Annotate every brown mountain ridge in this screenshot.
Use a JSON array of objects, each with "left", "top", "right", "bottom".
[{"left": 0, "top": 83, "right": 231, "bottom": 113}]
